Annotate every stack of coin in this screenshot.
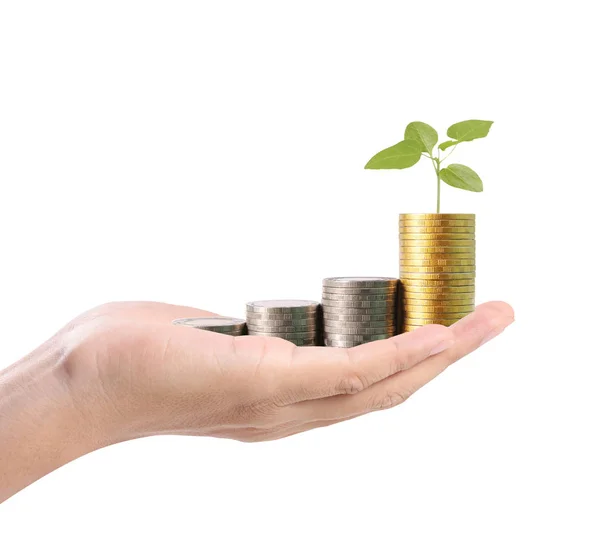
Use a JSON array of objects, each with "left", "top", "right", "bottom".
[
  {"left": 172, "top": 317, "right": 247, "bottom": 335},
  {"left": 322, "top": 277, "right": 399, "bottom": 347},
  {"left": 246, "top": 300, "right": 321, "bottom": 346},
  {"left": 399, "top": 213, "right": 475, "bottom": 331}
]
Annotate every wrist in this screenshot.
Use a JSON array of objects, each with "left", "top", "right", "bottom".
[{"left": 0, "top": 335, "right": 117, "bottom": 501}]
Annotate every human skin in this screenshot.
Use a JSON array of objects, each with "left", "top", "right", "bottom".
[{"left": 0, "top": 300, "right": 514, "bottom": 503}]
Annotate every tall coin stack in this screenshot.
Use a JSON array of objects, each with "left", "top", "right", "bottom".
[
  {"left": 322, "top": 277, "right": 399, "bottom": 348},
  {"left": 246, "top": 300, "right": 321, "bottom": 346},
  {"left": 399, "top": 213, "right": 475, "bottom": 331},
  {"left": 172, "top": 317, "right": 247, "bottom": 335}
]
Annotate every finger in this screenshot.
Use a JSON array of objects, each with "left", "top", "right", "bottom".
[
  {"left": 230, "top": 416, "right": 353, "bottom": 443},
  {"left": 267, "top": 417, "right": 352, "bottom": 442},
  {"left": 294, "top": 301, "right": 514, "bottom": 421},
  {"left": 282, "top": 323, "right": 455, "bottom": 402}
]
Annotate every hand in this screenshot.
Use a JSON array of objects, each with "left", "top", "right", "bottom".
[
  {"left": 0, "top": 300, "right": 513, "bottom": 501},
  {"left": 64, "top": 300, "right": 514, "bottom": 442}
]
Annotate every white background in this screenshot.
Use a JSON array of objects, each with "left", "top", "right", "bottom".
[{"left": 1, "top": 1, "right": 598, "bottom": 536}]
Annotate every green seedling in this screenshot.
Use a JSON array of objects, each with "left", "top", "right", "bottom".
[{"left": 365, "top": 120, "right": 493, "bottom": 213}]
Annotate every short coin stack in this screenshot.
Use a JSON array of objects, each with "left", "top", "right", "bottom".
[
  {"left": 322, "top": 277, "right": 399, "bottom": 347},
  {"left": 399, "top": 213, "right": 476, "bottom": 331},
  {"left": 172, "top": 317, "right": 247, "bottom": 335},
  {"left": 246, "top": 300, "right": 321, "bottom": 346}
]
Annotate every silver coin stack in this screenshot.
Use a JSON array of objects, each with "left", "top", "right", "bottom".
[
  {"left": 246, "top": 300, "right": 321, "bottom": 346},
  {"left": 172, "top": 317, "right": 247, "bottom": 335},
  {"left": 322, "top": 277, "right": 399, "bottom": 347}
]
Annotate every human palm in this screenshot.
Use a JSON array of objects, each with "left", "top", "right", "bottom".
[{"left": 61, "top": 300, "right": 513, "bottom": 443}]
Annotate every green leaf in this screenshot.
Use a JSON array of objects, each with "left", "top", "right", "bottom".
[
  {"left": 404, "top": 121, "right": 438, "bottom": 154},
  {"left": 438, "top": 140, "right": 460, "bottom": 151},
  {"left": 439, "top": 164, "right": 483, "bottom": 192},
  {"left": 447, "top": 120, "right": 493, "bottom": 143},
  {"left": 364, "top": 139, "right": 422, "bottom": 169}
]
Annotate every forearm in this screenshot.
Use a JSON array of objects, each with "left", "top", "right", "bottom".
[{"left": 0, "top": 338, "right": 110, "bottom": 503}]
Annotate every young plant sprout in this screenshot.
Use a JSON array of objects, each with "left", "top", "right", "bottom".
[{"left": 365, "top": 120, "right": 493, "bottom": 213}]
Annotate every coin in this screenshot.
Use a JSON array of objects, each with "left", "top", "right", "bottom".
[
  {"left": 324, "top": 325, "right": 395, "bottom": 336},
  {"left": 404, "top": 299, "right": 474, "bottom": 308},
  {"left": 401, "top": 283, "right": 476, "bottom": 292},
  {"left": 250, "top": 325, "right": 317, "bottom": 333},
  {"left": 173, "top": 325, "right": 242, "bottom": 333},
  {"left": 401, "top": 266, "right": 476, "bottom": 273},
  {"left": 402, "top": 286, "right": 476, "bottom": 295},
  {"left": 173, "top": 317, "right": 246, "bottom": 328},
  {"left": 401, "top": 253, "right": 475, "bottom": 262},
  {"left": 400, "top": 253, "right": 475, "bottom": 262},
  {"left": 248, "top": 327, "right": 316, "bottom": 339},
  {"left": 324, "top": 341, "right": 359, "bottom": 348},
  {"left": 410, "top": 319, "right": 460, "bottom": 327},
  {"left": 322, "top": 277, "right": 399, "bottom": 288},
  {"left": 324, "top": 321, "right": 395, "bottom": 330},
  {"left": 399, "top": 226, "right": 475, "bottom": 234},
  {"left": 401, "top": 283, "right": 475, "bottom": 291},
  {"left": 403, "top": 292, "right": 475, "bottom": 301},
  {"left": 401, "top": 274, "right": 475, "bottom": 282},
  {"left": 325, "top": 333, "right": 389, "bottom": 344},
  {"left": 403, "top": 304, "right": 474, "bottom": 314},
  {"left": 321, "top": 292, "right": 395, "bottom": 302},
  {"left": 400, "top": 233, "right": 475, "bottom": 241},
  {"left": 323, "top": 312, "right": 392, "bottom": 321},
  {"left": 402, "top": 289, "right": 474, "bottom": 299},
  {"left": 323, "top": 286, "right": 397, "bottom": 296},
  {"left": 405, "top": 319, "right": 457, "bottom": 328},
  {"left": 321, "top": 299, "right": 397, "bottom": 308},
  {"left": 324, "top": 330, "right": 393, "bottom": 338},
  {"left": 172, "top": 317, "right": 247, "bottom": 334},
  {"left": 401, "top": 271, "right": 476, "bottom": 280},
  {"left": 247, "top": 317, "right": 320, "bottom": 329},
  {"left": 323, "top": 315, "right": 395, "bottom": 323},
  {"left": 399, "top": 220, "right": 476, "bottom": 229},
  {"left": 403, "top": 312, "right": 470, "bottom": 325},
  {"left": 245, "top": 312, "right": 316, "bottom": 321},
  {"left": 322, "top": 306, "right": 395, "bottom": 314},
  {"left": 399, "top": 215, "right": 475, "bottom": 222},
  {"left": 246, "top": 300, "right": 320, "bottom": 313},
  {"left": 399, "top": 213, "right": 475, "bottom": 221},
  {"left": 245, "top": 317, "right": 317, "bottom": 327},
  {"left": 324, "top": 329, "right": 395, "bottom": 338},
  {"left": 403, "top": 310, "right": 468, "bottom": 319},
  {"left": 400, "top": 258, "right": 475, "bottom": 267},
  {"left": 400, "top": 246, "right": 476, "bottom": 254},
  {"left": 400, "top": 239, "right": 475, "bottom": 247},
  {"left": 180, "top": 328, "right": 244, "bottom": 335},
  {"left": 322, "top": 295, "right": 396, "bottom": 303},
  {"left": 323, "top": 315, "right": 394, "bottom": 324},
  {"left": 286, "top": 335, "right": 319, "bottom": 342},
  {"left": 325, "top": 333, "right": 389, "bottom": 343},
  {"left": 246, "top": 324, "right": 318, "bottom": 334},
  {"left": 404, "top": 306, "right": 472, "bottom": 316}
]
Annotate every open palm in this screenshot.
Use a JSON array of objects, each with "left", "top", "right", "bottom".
[{"left": 64, "top": 300, "right": 514, "bottom": 443}]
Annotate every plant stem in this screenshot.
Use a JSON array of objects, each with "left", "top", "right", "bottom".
[
  {"left": 430, "top": 153, "right": 441, "bottom": 213},
  {"left": 439, "top": 143, "right": 459, "bottom": 163},
  {"left": 436, "top": 166, "right": 441, "bottom": 213}
]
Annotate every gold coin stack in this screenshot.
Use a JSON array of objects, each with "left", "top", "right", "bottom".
[{"left": 399, "top": 213, "right": 475, "bottom": 331}]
